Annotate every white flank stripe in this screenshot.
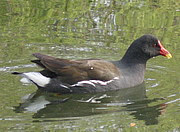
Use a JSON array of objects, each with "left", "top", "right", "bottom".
[
  {"left": 21, "top": 72, "right": 50, "bottom": 87},
  {"left": 60, "top": 84, "right": 69, "bottom": 88},
  {"left": 72, "top": 77, "right": 119, "bottom": 87},
  {"left": 72, "top": 80, "right": 96, "bottom": 87}
]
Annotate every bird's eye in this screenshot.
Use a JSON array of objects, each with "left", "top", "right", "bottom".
[{"left": 152, "top": 43, "right": 158, "bottom": 47}]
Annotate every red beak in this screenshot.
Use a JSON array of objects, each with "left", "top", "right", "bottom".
[{"left": 158, "top": 40, "right": 172, "bottom": 59}]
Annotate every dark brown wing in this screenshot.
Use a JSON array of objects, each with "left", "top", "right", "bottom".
[{"left": 32, "top": 53, "right": 120, "bottom": 84}]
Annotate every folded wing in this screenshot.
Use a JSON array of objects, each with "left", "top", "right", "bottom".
[{"left": 32, "top": 53, "right": 120, "bottom": 84}]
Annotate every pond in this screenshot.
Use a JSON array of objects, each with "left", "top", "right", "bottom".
[{"left": 0, "top": 0, "right": 179, "bottom": 131}]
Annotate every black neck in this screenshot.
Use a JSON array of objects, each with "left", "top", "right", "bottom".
[{"left": 120, "top": 45, "right": 150, "bottom": 65}]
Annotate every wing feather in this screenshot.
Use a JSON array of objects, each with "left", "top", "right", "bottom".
[{"left": 32, "top": 53, "right": 120, "bottom": 84}]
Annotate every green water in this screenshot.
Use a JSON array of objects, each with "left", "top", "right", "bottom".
[{"left": 0, "top": 0, "right": 179, "bottom": 131}]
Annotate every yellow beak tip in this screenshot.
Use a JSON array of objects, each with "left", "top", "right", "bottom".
[{"left": 166, "top": 54, "right": 172, "bottom": 59}]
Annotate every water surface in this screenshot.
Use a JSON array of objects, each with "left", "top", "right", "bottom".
[{"left": 0, "top": 0, "right": 179, "bottom": 131}]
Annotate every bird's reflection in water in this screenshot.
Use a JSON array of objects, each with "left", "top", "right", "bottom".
[{"left": 14, "top": 83, "right": 167, "bottom": 125}]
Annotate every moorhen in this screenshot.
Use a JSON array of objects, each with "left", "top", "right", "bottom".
[{"left": 13, "top": 35, "right": 172, "bottom": 94}]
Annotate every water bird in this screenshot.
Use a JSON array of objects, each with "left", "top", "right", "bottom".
[{"left": 12, "top": 35, "right": 172, "bottom": 94}]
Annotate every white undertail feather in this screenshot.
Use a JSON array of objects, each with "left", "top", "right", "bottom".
[
  {"left": 20, "top": 72, "right": 50, "bottom": 87},
  {"left": 20, "top": 77, "right": 32, "bottom": 84}
]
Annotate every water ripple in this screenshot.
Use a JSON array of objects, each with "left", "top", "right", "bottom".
[{"left": 0, "top": 64, "right": 36, "bottom": 72}]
